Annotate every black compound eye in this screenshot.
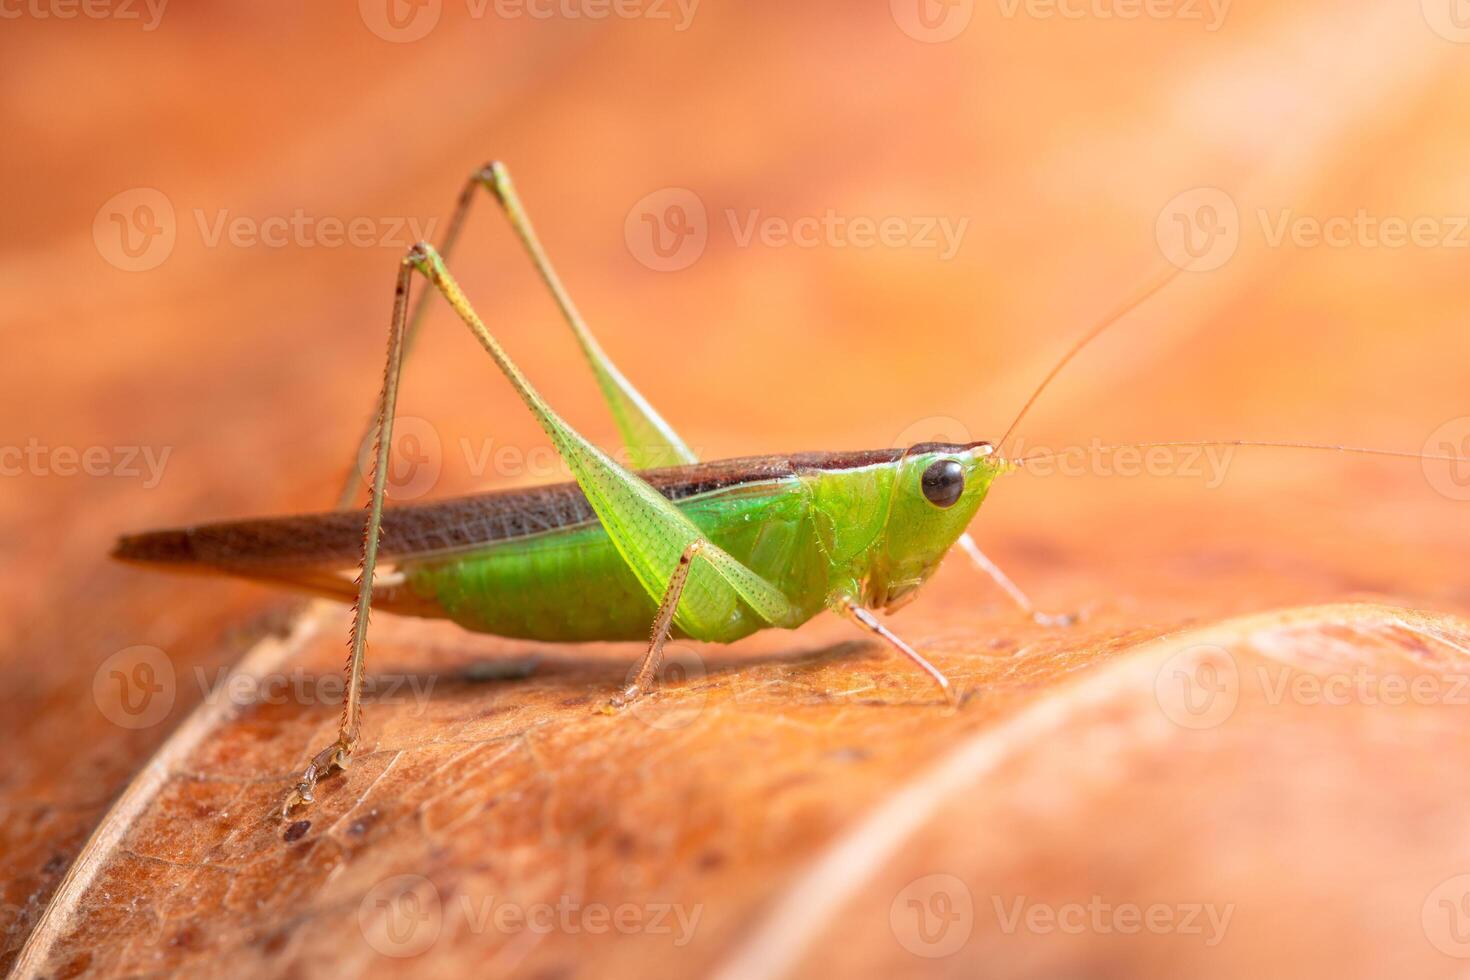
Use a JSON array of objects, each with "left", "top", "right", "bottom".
[{"left": 920, "top": 459, "right": 965, "bottom": 508}]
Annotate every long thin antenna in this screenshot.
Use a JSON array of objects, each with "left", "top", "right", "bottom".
[
  {"left": 1013, "top": 439, "right": 1470, "bottom": 467},
  {"left": 998, "top": 264, "right": 1188, "bottom": 452}
]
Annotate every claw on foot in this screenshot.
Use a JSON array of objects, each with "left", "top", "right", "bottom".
[
  {"left": 935, "top": 676, "right": 962, "bottom": 711},
  {"left": 280, "top": 739, "right": 352, "bottom": 819},
  {"left": 598, "top": 684, "right": 645, "bottom": 715},
  {"left": 1032, "top": 609, "right": 1079, "bottom": 628}
]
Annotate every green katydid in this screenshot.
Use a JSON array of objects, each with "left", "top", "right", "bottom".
[{"left": 112, "top": 162, "right": 1467, "bottom": 819}]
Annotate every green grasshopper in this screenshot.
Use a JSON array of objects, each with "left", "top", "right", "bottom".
[{"left": 113, "top": 163, "right": 1460, "bottom": 819}]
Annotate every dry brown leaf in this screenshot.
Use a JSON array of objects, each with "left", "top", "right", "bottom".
[{"left": 14, "top": 590, "right": 1470, "bottom": 978}]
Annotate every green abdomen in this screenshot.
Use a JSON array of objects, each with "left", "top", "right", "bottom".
[{"left": 401, "top": 479, "right": 831, "bottom": 643}]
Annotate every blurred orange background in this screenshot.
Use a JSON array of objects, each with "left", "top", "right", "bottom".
[{"left": 5, "top": 1, "right": 1470, "bottom": 976}]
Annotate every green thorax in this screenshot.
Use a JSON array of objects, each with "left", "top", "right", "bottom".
[{"left": 802, "top": 444, "right": 1001, "bottom": 610}]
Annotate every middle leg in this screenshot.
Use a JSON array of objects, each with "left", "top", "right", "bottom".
[
  {"left": 610, "top": 539, "right": 707, "bottom": 709},
  {"left": 838, "top": 599, "right": 959, "bottom": 708}
]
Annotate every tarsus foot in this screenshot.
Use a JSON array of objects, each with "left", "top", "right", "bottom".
[{"left": 280, "top": 738, "right": 353, "bottom": 819}]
